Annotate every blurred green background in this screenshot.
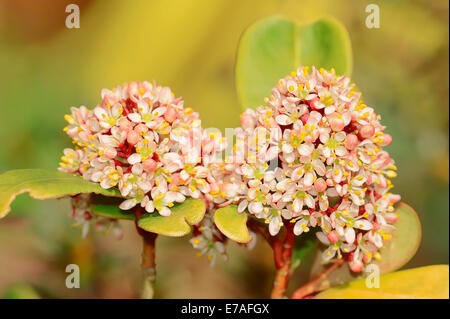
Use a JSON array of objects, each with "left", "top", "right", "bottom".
[{"left": 0, "top": 0, "right": 448, "bottom": 298}]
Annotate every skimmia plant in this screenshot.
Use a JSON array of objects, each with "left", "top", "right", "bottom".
[{"left": 0, "top": 16, "right": 447, "bottom": 299}]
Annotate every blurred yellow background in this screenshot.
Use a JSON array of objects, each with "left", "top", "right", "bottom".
[{"left": 0, "top": 0, "right": 448, "bottom": 298}]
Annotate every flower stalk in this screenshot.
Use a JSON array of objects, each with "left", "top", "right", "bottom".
[
  {"left": 135, "top": 207, "right": 158, "bottom": 299},
  {"left": 290, "top": 258, "right": 344, "bottom": 299},
  {"left": 270, "top": 222, "right": 295, "bottom": 298}
]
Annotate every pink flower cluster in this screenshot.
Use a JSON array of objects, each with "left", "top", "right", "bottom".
[
  {"left": 59, "top": 81, "right": 225, "bottom": 234},
  {"left": 219, "top": 67, "right": 400, "bottom": 272}
]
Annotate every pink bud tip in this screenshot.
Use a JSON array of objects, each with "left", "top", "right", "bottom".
[
  {"left": 314, "top": 178, "right": 327, "bottom": 193},
  {"left": 363, "top": 254, "right": 371, "bottom": 264},
  {"left": 301, "top": 113, "right": 310, "bottom": 124},
  {"left": 360, "top": 125, "right": 375, "bottom": 138},
  {"left": 385, "top": 213, "right": 398, "bottom": 223},
  {"left": 118, "top": 118, "right": 132, "bottom": 132},
  {"left": 240, "top": 112, "right": 256, "bottom": 129},
  {"left": 143, "top": 159, "right": 157, "bottom": 172},
  {"left": 134, "top": 123, "right": 148, "bottom": 135},
  {"left": 330, "top": 118, "right": 345, "bottom": 132},
  {"left": 127, "top": 130, "right": 139, "bottom": 145},
  {"left": 345, "top": 134, "right": 359, "bottom": 150},
  {"left": 350, "top": 260, "right": 364, "bottom": 273},
  {"left": 164, "top": 107, "right": 178, "bottom": 123},
  {"left": 380, "top": 133, "right": 392, "bottom": 146},
  {"left": 327, "top": 230, "right": 339, "bottom": 243}
]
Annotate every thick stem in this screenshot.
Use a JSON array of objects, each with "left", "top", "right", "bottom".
[
  {"left": 135, "top": 207, "right": 158, "bottom": 299},
  {"left": 290, "top": 258, "right": 345, "bottom": 299},
  {"left": 140, "top": 231, "right": 157, "bottom": 299},
  {"left": 270, "top": 224, "right": 295, "bottom": 299}
]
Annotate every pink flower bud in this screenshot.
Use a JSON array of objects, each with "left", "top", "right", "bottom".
[
  {"left": 240, "top": 112, "right": 256, "bottom": 129},
  {"left": 327, "top": 230, "right": 339, "bottom": 243},
  {"left": 326, "top": 178, "right": 334, "bottom": 187},
  {"left": 314, "top": 178, "right": 327, "bottom": 192},
  {"left": 119, "top": 118, "right": 132, "bottom": 132},
  {"left": 385, "top": 213, "right": 398, "bottom": 223},
  {"left": 127, "top": 130, "right": 139, "bottom": 145},
  {"left": 349, "top": 260, "right": 364, "bottom": 273},
  {"left": 164, "top": 107, "right": 178, "bottom": 123},
  {"left": 134, "top": 123, "right": 148, "bottom": 135},
  {"left": 143, "top": 159, "right": 157, "bottom": 172},
  {"left": 301, "top": 113, "right": 310, "bottom": 124},
  {"left": 330, "top": 117, "right": 345, "bottom": 131},
  {"left": 345, "top": 134, "right": 359, "bottom": 150},
  {"left": 363, "top": 253, "right": 372, "bottom": 264},
  {"left": 360, "top": 125, "right": 375, "bottom": 138},
  {"left": 380, "top": 133, "right": 392, "bottom": 146}
]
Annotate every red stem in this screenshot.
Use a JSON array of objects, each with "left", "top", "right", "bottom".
[
  {"left": 290, "top": 258, "right": 345, "bottom": 299},
  {"left": 270, "top": 223, "right": 295, "bottom": 299}
]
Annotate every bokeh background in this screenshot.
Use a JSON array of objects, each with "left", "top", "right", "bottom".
[{"left": 0, "top": 0, "right": 448, "bottom": 298}]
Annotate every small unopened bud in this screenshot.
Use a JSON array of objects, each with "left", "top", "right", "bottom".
[
  {"left": 127, "top": 130, "right": 139, "bottom": 145},
  {"left": 240, "top": 112, "right": 256, "bottom": 129},
  {"left": 164, "top": 107, "right": 178, "bottom": 123},
  {"left": 143, "top": 159, "right": 157, "bottom": 172},
  {"left": 301, "top": 113, "right": 309, "bottom": 124},
  {"left": 380, "top": 133, "right": 392, "bottom": 146},
  {"left": 327, "top": 230, "right": 339, "bottom": 243},
  {"left": 314, "top": 178, "right": 327, "bottom": 192},
  {"left": 345, "top": 134, "right": 358, "bottom": 150},
  {"left": 134, "top": 123, "right": 148, "bottom": 135},
  {"left": 385, "top": 212, "right": 398, "bottom": 223},
  {"left": 118, "top": 118, "right": 132, "bottom": 132},
  {"left": 360, "top": 125, "right": 375, "bottom": 138},
  {"left": 349, "top": 260, "right": 364, "bottom": 273},
  {"left": 330, "top": 117, "right": 345, "bottom": 131}
]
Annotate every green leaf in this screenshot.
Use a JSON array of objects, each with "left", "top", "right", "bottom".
[
  {"left": 0, "top": 169, "right": 121, "bottom": 219},
  {"left": 315, "top": 265, "right": 449, "bottom": 299},
  {"left": 91, "top": 204, "right": 135, "bottom": 220},
  {"left": 310, "top": 202, "right": 422, "bottom": 289},
  {"left": 137, "top": 198, "right": 205, "bottom": 236},
  {"left": 235, "top": 15, "right": 352, "bottom": 110},
  {"left": 213, "top": 205, "right": 252, "bottom": 243}
]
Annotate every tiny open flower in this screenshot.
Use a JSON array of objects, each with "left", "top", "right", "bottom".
[{"left": 190, "top": 214, "right": 227, "bottom": 266}]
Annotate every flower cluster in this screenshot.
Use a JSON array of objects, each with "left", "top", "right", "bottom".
[
  {"left": 59, "top": 81, "right": 225, "bottom": 234},
  {"left": 222, "top": 66, "right": 400, "bottom": 272}
]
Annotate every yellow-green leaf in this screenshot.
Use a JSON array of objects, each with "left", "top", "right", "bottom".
[
  {"left": 137, "top": 198, "right": 205, "bottom": 237},
  {"left": 0, "top": 169, "right": 121, "bottom": 219},
  {"left": 91, "top": 204, "right": 135, "bottom": 220},
  {"left": 235, "top": 15, "right": 352, "bottom": 110},
  {"left": 315, "top": 265, "right": 449, "bottom": 299},
  {"left": 310, "top": 202, "right": 422, "bottom": 289},
  {"left": 214, "top": 205, "right": 252, "bottom": 243}
]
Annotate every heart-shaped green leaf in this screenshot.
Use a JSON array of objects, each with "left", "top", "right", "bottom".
[
  {"left": 137, "top": 198, "right": 205, "bottom": 237},
  {"left": 235, "top": 15, "right": 352, "bottom": 110},
  {"left": 91, "top": 204, "right": 135, "bottom": 220},
  {"left": 315, "top": 265, "right": 449, "bottom": 299},
  {"left": 0, "top": 169, "right": 121, "bottom": 219},
  {"left": 310, "top": 202, "right": 422, "bottom": 290},
  {"left": 214, "top": 205, "right": 252, "bottom": 243}
]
